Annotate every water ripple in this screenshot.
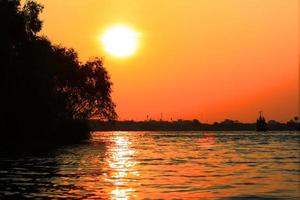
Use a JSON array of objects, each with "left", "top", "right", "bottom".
[{"left": 0, "top": 131, "right": 299, "bottom": 199}]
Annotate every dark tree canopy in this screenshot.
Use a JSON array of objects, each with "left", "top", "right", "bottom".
[{"left": 0, "top": 0, "right": 116, "bottom": 145}]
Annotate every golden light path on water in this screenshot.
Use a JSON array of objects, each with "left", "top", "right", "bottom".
[{"left": 105, "top": 133, "right": 138, "bottom": 199}]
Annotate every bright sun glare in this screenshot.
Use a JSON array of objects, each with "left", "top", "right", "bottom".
[{"left": 101, "top": 25, "right": 139, "bottom": 58}]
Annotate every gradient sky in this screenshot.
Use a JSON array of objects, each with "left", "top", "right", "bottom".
[{"left": 37, "top": 0, "right": 299, "bottom": 122}]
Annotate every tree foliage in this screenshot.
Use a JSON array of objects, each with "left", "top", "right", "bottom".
[{"left": 0, "top": 0, "right": 116, "bottom": 144}]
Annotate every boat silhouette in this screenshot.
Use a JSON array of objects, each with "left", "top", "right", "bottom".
[{"left": 256, "top": 111, "right": 268, "bottom": 132}]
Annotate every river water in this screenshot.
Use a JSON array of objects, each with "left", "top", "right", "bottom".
[{"left": 0, "top": 131, "right": 299, "bottom": 199}]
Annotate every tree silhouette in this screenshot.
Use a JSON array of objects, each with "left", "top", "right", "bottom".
[{"left": 0, "top": 0, "right": 116, "bottom": 145}]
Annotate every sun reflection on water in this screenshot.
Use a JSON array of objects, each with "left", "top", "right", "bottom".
[{"left": 105, "top": 132, "right": 138, "bottom": 200}]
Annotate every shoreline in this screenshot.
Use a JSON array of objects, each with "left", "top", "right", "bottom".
[{"left": 89, "top": 120, "right": 300, "bottom": 132}]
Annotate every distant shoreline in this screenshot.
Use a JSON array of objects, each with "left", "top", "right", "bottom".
[{"left": 88, "top": 120, "right": 300, "bottom": 132}]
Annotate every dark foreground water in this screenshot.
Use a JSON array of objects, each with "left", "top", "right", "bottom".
[{"left": 0, "top": 131, "right": 299, "bottom": 199}]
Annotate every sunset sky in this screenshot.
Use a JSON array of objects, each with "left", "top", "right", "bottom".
[{"left": 37, "top": 0, "right": 298, "bottom": 122}]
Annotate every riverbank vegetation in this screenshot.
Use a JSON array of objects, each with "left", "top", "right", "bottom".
[{"left": 0, "top": 0, "right": 116, "bottom": 147}]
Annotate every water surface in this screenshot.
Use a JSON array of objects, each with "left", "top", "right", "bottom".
[{"left": 0, "top": 131, "right": 299, "bottom": 199}]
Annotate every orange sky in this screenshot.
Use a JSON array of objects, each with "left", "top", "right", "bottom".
[{"left": 37, "top": 0, "right": 299, "bottom": 122}]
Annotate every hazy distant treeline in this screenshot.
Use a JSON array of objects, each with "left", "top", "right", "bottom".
[{"left": 89, "top": 118, "right": 300, "bottom": 131}]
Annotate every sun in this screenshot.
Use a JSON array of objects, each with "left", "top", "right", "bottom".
[{"left": 100, "top": 25, "right": 139, "bottom": 58}]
